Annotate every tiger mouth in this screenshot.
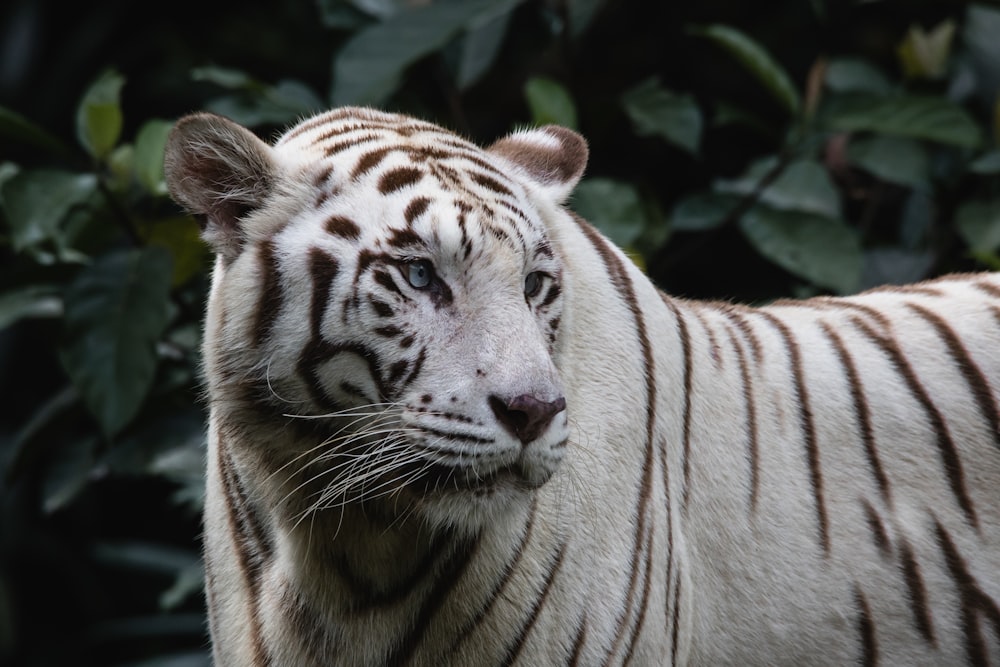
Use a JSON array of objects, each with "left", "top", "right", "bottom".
[{"left": 409, "top": 461, "right": 550, "bottom": 495}]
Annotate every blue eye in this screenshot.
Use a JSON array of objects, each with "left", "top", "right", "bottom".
[
  {"left": 407, "top": 260, "right": 433, "bottom": 289},
  {"left": 524, "top": 271, "right": 543, "bottom": 298}
]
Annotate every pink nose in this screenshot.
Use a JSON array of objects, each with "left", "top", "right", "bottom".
[{"left": 489, "top": 394, "right": 566, "bottom": 444}]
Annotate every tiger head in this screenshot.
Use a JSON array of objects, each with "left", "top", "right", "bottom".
[{"left": 165, "top": 107, "right": 588, "bottom": 531}]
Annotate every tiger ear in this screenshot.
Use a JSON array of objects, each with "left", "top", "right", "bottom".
[
  {"left": 487, "top": 125, "right": 588, "bottom": 204},
  {"left": 164, "top": 112, "right": 278, "bottom": 261}
]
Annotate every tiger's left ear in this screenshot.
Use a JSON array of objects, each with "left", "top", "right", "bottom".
[{"left": 487, "top": 125, "right": 588, "bottom": 204}]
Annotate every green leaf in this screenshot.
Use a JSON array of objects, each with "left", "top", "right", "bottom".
[
  {"left": 331, "top": 0, "right": 524, "bottom": 106},
  {"left": 0, "top": 285, "right": 63, "bottom": 330},
  {"left": 571, "top": 178, "right": 646, "bottom": 247},
  {"left": 453, "top": 4, "right": 514, "bottom": 90},
  {"left": 191, "top": 65, "right": 257, "bottom": 90},
  {"left": 824, "top": 94, "right": 982, "bottom": 148},
  {"left": 0, "top": 106, "right": 73, "bottom": 157},
  {"left": 824, "top": 57, "right": 891, "bottom": 95},
  {"left": 621, "top": 78, "right": 702, "bottom": 155},
  {"left": 956, "top": 198, "right": 1000, "bottom": 254},
  {"left": 42, "top": 436, "right": 97, "bottom": 513},
  {"left": 568, "top": 0, "right": 605, "bottom": 38},
  {"left": 59, "top": 247, "right": 174, "bottom": 437},
  {"left": 739, "top": 206, "right": 861, "bottom": 294},
  {"left": 671, "top": 192, "right": 741, "bottom": 231},
  {"left": 141, "top": 216, "right": 208, "bottom": 287},
  {"left": 969, "top": 150, "right": 1000, "bottom": 175},
  {"left": 134, "top": 120, "right": 174, "bottom": 196},
  {"left": 0, "top": 170, "right": 98, "bottom": 252},
  {"left": 689, "top": 24, "right": 801, "bottom": 116},
  {"left": 847, "top": 135, "right": 930, "bottom": 187},
  {"left": 716, "top": 158, "right": 840, "bottom": 219},
  {"left": 205, "top": 80, "right": 324, "bottom": 127},
  {"left": 524, "top": 77, "right": 578, "bottom": 129},
  {"left": 76, "top": 70, "right": 125, "bottom": 160}
]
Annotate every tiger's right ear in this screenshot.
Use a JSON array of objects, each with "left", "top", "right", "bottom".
[{"left": 164, "top": 113, "right": 277, "bottom": 261}]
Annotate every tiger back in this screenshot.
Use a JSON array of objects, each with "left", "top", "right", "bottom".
[{"left": 164, "top": 106, "right": 1000, "bottom": 666}]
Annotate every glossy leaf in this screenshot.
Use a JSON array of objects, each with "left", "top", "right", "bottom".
[
  {"left": 142, "top": 216, "right": 208, "bottom": 287},
  {"left": 846, "top": 135, "right": 929, "bottom": 187},
  {"left": 671, "top": 192, "right": 741, "bottom": 231},
  {"left": 524, "top": 77, "right": 578, "bottom": 129},
  {"left": 42, "top": 436, "right": 97, "bottom": 513},
  {"left": 824, "top": 94, "right": 982, "bottom": 148},
  {"left": 572, "top": 178, "right": 645, "bottom": 247},
  {"left": 824, "top": 57, "right": 891, "bottom": 95},
  {"left": 59, "top": 247, "right": 174, "bottom": 437},
  {"left": 956, "top": 198, "right": 1000, "bottom": 254},
  {"left": 969, "top": 150, "right": 1000, "bottom": 175},
  {"left": 0, "top": 285, "right": 63, "bottom": 330},
  {"left": 621, "top": 78, "right": 702, "bottom": 155},
  {"left": 716, "top": 158, "right": 840, "bottom": 219},
  {"left": 0, "top": 106, "right": 72, "bottom": 157},
  {"left": 331, "top": 0, "right": 523, "bottom": 106},
  {"left": 0, "top": 170, "right": 98, "bottom": 251},
  {"left": 134, "top": 120, "right": 174, "bottom": 196},
  {"left": 689, "top": 24, "right": 801, "bottom": 115},
  {"left": 76, "top": 70, "right": 125, "bottom": 160},
  {"left": 454, "top": 4, "right": 513, "bottom": 90},
  {"left": 739, "top": 206, "right": 861, "bottom": 294}
]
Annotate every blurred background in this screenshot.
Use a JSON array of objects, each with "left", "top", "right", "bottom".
[{"left": 1, "top": 0, "right": 998, "bottom": 664}]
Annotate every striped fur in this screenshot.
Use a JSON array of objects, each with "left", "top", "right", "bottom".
[{"left": 165, "top": 107, "right": 1000, "bottom": 665}]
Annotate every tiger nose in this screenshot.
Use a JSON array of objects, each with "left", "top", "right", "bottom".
[{"left": 489, "top": 394, "right": 567, "bottom": 444}]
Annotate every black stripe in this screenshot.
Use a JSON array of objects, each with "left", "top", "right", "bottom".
[
  {"left": 934, "top": 519, "right": 1000, "bottom": 665},
  {"left": 253, "top": 241, "right": 283, "bottom": 347},
  {"left": 861, "top": 500, "right": 892, "bottom": 558},
  {"left": 660, "top": 294, "right": 694, "bottom": 508},
  {"left": 898, "top": 538, "right": 936, "bottom": 645},
  {"left": 216, "top": 434, "right": 272, "bottom": 666},
  {"left": 448, "top": 504, "right": 538, "bottom": 657},
  {"left": 855, "top": 585, "right": 878, "bottom": 667},
  {"left": 325, "top": 215, "right": 361, "bottom": 240},
  {"left": 500, "top": 543, "right": 568, "bottom": 666},
  {"left": 851, "top": 315, "right": 978, "bottom": 528},
  {"left": 720, "top": 316, "right": 760, "bottom": 512},
  {"left": 351, "top": 146, "right": 392, "bottom": 178},
  {"left": 378, "top": 166, "right": 424, "bottom": 194},
  {"left": 568, "top": 617, "right": 588, "bottom": 666},
  {"left": 623, "top": 525, "right": 656, "bottom": 665},
  {"left": 404, "top": 197, "right": 431, "bottom": 224},
  {"left": 908, "top": 302, "right": 1000, "bottom": 447},
  {"left": 759, "top": 311, "right": 830, "bottom": 554},
  {"left": 821, "top": 321, "right": 891, "bottom": 504},
  {"left": 308, "top": 248, "right": 339, "bottom": 337},
  {"left": 574, "top": 216, "right": 658, "bottom": 663},
  {"left": 387, "top": 534, "right": 479, "bottom": 665}
]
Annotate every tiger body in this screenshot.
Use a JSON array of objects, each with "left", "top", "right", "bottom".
[{"left": 164, "top": 107, "right": 1000, "bottom": 666}]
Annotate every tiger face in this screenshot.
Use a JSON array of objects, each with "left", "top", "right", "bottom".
[{"left": 166, "top": 108, "right": 588, "bottom": 530}]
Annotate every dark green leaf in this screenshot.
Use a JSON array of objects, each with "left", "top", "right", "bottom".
[
  {"left": 568, "top": 0, "right": 605, "bottom": 38},
  {"left": 969, "top": 150, "right": 1000, "bottom": 175},
  {"left": 824, "top": 94, "right": 982, "bottom": 148},
  {"left": 59, "top": 247, "right": 174, "bottom": 436},
  {"left": 0, "top": 285, "right": 63, "bottom": 330},
  {"left": 739, "top": 206, "right": 861, "bottom": 294},
  {"left": 716, "top": 158, "right": 840, "bottom": 218},
  {"left": 956, "top": 198, "right": 1000, "bottom": 254},
  {"left": 671, "top": 192, "right": 741, "bottom": 231},
  {"left": 190, "top": 65, "right": 257, "bottom": 90},
  {"left": 861, "top": 248, "right": 935, "bottom": 288},
  {"left": 454, "top": 7, "right": 514, "bottom": 90},
  {"left": 205, "top": 80, "right": 324, "bottom": 127},
  {"left": 824, "top": 57, "right": 891, "bottom": 94},
  {"left": 0, "top": 106, "right": 73, "bottom": 157},
  {"left": 689, "top": 24, "right": 801, "bottom": 115},
  {"left": 621, "top": 78, "right": 702, "bottom": 155},
  {"left": 571, "top": 178, "right": 645, "bottom": 247},
  {"left": 331, "top": 0, "right": 524, "bottom": 106},
  {"left": 134, "top": 120, "right": 174, "bottom": 196},
  {"left": 846, "top": 135, "right": 929, "bottom": 187},
  {"left": 42, "top": 436, "right": 97, "bottom": 513},
  {"left": 76, "top": 70, "right": 125, "bottom": 160},
  {"left": 524, "top": 77, "right": 578, "bottom": 129},
  {"left": 0, "top": 170, "right": 98, "bottom": 252}
]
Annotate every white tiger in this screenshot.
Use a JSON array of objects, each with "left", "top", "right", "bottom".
[{"left": 164, "top": 106, "right": 1000, "bottom": 666}]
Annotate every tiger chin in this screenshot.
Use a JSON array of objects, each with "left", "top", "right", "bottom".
[{"left": 165, "top": 106, "right": 1000, "bottom": 666}]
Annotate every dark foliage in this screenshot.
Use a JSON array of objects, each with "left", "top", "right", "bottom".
[{"left": 1, "top": 1, "right": 998, "bottom": 664}]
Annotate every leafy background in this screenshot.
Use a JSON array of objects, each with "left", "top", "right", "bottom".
[{"left": 1, "top": 0, "right": 998, "bottom": 664}]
